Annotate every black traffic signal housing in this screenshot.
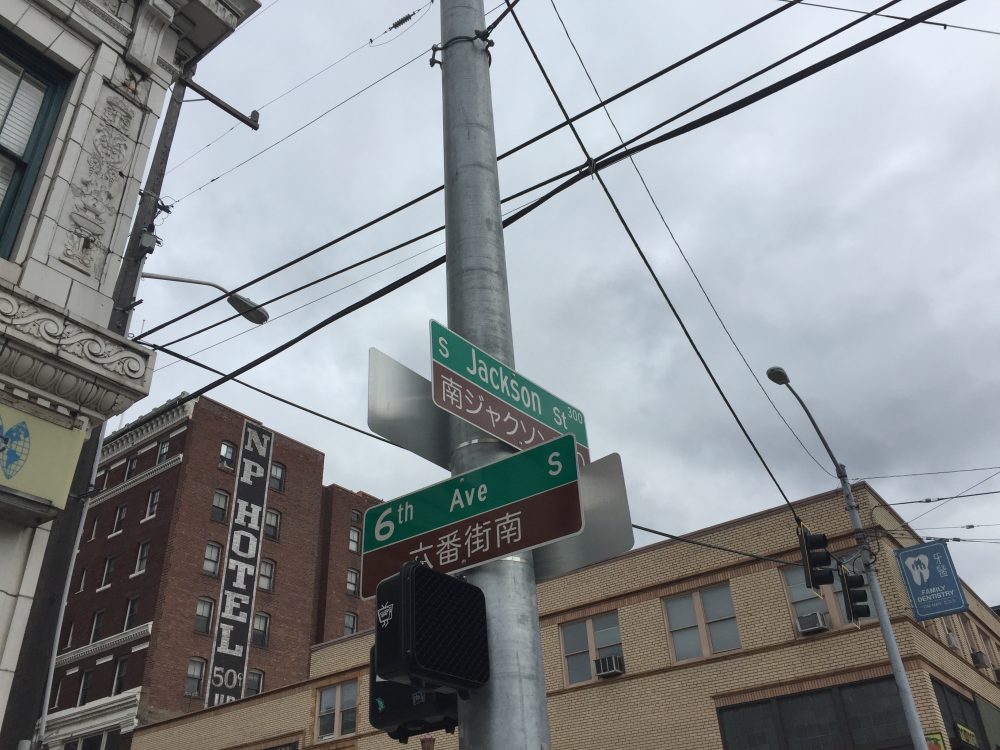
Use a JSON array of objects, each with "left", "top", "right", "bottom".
[
  {"left": 375, "top": 561, "right": 489, "bottom": 693},
  {"left": 838, "top": 562, "right": 871, "bottom": 623},
  {"left": 369, "top": 646, "right": 458, "bottom": 744},
  {"left": 797, "top": 521, "right": 834, "bottom": 591}
]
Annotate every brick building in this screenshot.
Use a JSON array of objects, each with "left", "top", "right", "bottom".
[
  {"left": 40, "top": 395, "right": 378, "bottom": 749},
  {"left": 129, "top": 484, "right": 1000, "bottom": 750}
]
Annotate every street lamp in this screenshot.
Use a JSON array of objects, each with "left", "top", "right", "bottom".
[
  {"left": 141, "top": 272, "right": 269, "bottom": 324},
  {"left": 766, "top": 365, "right": 926, "bottom": 749}
]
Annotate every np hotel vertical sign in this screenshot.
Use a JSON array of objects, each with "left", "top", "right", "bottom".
[{"left": 206, "top": 421, "right": 274, "bottom": 705}]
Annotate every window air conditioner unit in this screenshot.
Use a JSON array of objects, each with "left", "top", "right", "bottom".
[
  {"left": 972, "top": 651, "right": 990, "bottom": 669},
  {"left": 594, "top": 655, "right": 625, "bottom": 679},
  {"left": 796, "top": 611, "right": 830, "bottom": 635},
  {"left": 946, "top": 632, "right": 961, "bottom": 651}
]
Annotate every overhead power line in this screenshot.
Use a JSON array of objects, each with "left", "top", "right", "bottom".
[
  {"left": 507, "top": 4, "right": 801, "bottom": 519},
  {"left": 633, "top": 523, "right": 801, "bottom": 566},
  {"left": 777, "top": 0, "right": 1000, "bottom": 36},
  {"left": 856, "top": 465, "right": 1000, "bottom": 480},
  {"left": 905, "top": 468, "right": 1000, "bottom": 526},
  {"left": 887, "top": 489, "right": 1000, "bottom": 506},
  {"left": 547, "top": 0, "right": 836, "bottom": 481}
]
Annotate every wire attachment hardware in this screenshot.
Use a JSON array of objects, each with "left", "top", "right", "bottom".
[{"left": 430, "top": 30, "right": 495, "bottom": 67}]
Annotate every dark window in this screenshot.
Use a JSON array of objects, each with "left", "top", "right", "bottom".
[
  {"left": 779, "top": 691, "right": 839, "bottom": 750},
  {"left": 841, "top": 680, "right": 909, "bottom": 746},
  {"left": 90, "top": 610, "right": 104, "bottom": 642},
  {"left": 112, "top": 657, "right": 127, "bottom": 695},
  {"left": 124, "top": 457, "right": 138, "bottom": 480},
  {"left": 62, "top": 621, "right": 73, "bottom": 649},
  {"left": 351, "top": 509, "right": 361, "bottom": 524},
  {"left": 0, "top": 34, "right": 68, "bottom": 260},
  {"left": 134, "top": 541, "right": 150, "bottom": 574},
  {"left": 185, "top": 658, "right": 205, "bottom": 697},
  {"left": 346, "top": 568, "right": 359, "bottom": 595},
  {"left": 264, "top": 509, "right": 280, "bottom": 541},
  {"left": 219, "top": 441, "right": 236, "bottom": 469},
  {"left": 203, "top": 543, "right": 222, "bottom": 576},
  {"left": 77, "top": 670, "right": 92, "bottom": 706},
  {"left": 100, "top": 556, "right": 115, "bottom": 587},
  {"left": 124, "top": 597, "right": 138, "bottom": 630},
  {"left": 259, "top": 559, "right": 275, "bottom": 591},
  {"left": 145, "top": 489, "right": 159, "bottom": 519},
  {"left": 112, "top": 504, "right": 126, "bottom": 533},
  {"left": 348, "top": 527, "right": 360, "bottom": 553},
  {"left": 245, "top": 669, "right": 264, "bottom": 697},
  {"left": 211, "top": 490, "right": 228, "bottom": 522},
  {"left": 317, "top": 681, "right": 358, "bottom": 739},
  {"left": 269, "top": 462, "right": 286, "bottom": 491},
  {"left": 252, "top": 612, "right": 269, "bottom": 648},
  {"left": 156, "top": 440, "right": 169, "bottom": 464},
  {"left": 934, "top": 679, "right": 988, "bottom": 748},
  {"left": 345, "top": 611, "right": 358, "bottom": 636},
  {"left": 195, "top": 598, "right": 213, "bottom": 633},
  {"left": 50, "top": 678, "right": 60, "bottom": 709}
]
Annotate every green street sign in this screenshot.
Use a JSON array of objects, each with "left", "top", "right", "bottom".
[
  {"left": 430, "top": 320, "right": 589, "bottom": 464},
  {"left": 361, "top": 434, "right": 581, "bottom": 597}
]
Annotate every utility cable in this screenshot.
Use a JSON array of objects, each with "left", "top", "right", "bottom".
[
  {"left": 508, "top": 4, "right": 800, "bottom": 520},
  {"left": 887, "top": 489, "right": 1000, "bottom": 506},
  {"left": 906, "top": 468, "right": 1000, "bottom": 526},
  {"left": 632, "top": 524, "right": 801, "bottom": 566},
  {"left": 547, "top": 0, "right": 835, "bottom": 480},
  {"left": 370, "top": 1, "right": 435, "bottom": 47},
  {"left": 777, "top": 0, "right": 1000, "bottom": 36},
  {"left": 855, "top": 465, "right": 1000, "bottom": 480},
  {"left": 134, "top": 0, "right": 818, "bottom": 343},
  {"left": 916, "top": 523, "right": 1000, "bottom": 531}
]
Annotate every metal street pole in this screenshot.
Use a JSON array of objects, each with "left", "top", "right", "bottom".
[
  {"left": 767, "top": 367, "right": 926, "bottom": 749},
  {"left": 438, "top": 2, "right": 551, "bottom": 749}
]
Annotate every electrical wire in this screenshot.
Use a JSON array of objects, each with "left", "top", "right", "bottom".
[
  {"left": 905, "top": 469, "right": 1000, "bottom": 526},
  {"left": 632, "top": 523, "right": 801, "bottom": 566},
  {"left": 916, "top": 523, "right": 1000, "bottom": 531},
  {"left": 547, "top": 0, "right": 835, "bottom": 481},
  {"left": 855, "top": 465, "right": 1000, "bottom": 480},
  {"left": 133, "top": 0, "right": 821, "bottom": 343},
  {"left": 776, "top": 0, "right": 1000, "bottom": 36},
  {"left": 887, "top": 489, "right": 1000, "bottom": 506},
  {"left": 369, "top": 1, "right": 435, "bottom": 47}
]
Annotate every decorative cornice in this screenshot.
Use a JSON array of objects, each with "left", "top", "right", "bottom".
[
  {"left": 101, "top": 398, "right": 195, "bottom": 461},
  {"left": 75, "top": 0, "right": 133, "bottom": 36},
  {"left": 0, "top": 283, "right": 154, "bottom": 426},
  {"left": 55, "top": 622, "right": 152, "bottom": 668},
  {"left": 90, "top": 454, "right": 182, "bottom": 507},
  {"left": 42, "top": 687, "right": 142, "bottom": 742}
]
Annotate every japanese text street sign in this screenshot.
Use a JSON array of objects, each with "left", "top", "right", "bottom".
[
  {"left": 361, "top": 434, "right": 581, "bottom": 597},
  {"left": 430, "top": 320, "right": 590, "bottom": 465},
  {"left": 206, "top": 421, "right": 274, "bottom": 706},
  {"left": 894, "top": 540, "right": 968, "bottom": 621}
]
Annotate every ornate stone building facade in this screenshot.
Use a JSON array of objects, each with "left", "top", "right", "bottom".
[{"left": 0, "top": 0, "right": 258, "bottom": 741}]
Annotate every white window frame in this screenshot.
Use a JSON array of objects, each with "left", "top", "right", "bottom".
[
  {"left": 124, "top": 597, "right": 138, "bottom": 630},
  {"left": 112, "top": 656, "right": 127, "bottom": 695},
  {"left": 259, "top": 559, "right": 275, "bottom": 591},
  {"left": 195, "top": 597, "right": 214, "bottom": 634},
  {"left": 348, "top": 527, "right": 361, "bottom": 553},
  {"left": 185, "top": 658, "right": 205, "bottom": 697},
  {"left": 144, "top": 489, "right": 159, "bottom": 519},
  {"left": 90, "top": 610, "right": 104, "bottom": 643},
  {"left": 316, "top": 681, "right": 358, "bottom": 739},
  {"left": 344, "top": 611, "right": 358, "bottom": 636},
  {"left": 133, "top": 541, "right": 150, "bottom": 575},
  {"left": 252, "top": 612, "right": 270, "bottom": 648},
  {"left": 156, "top": 440, "right": 169, "bottom": 464},
  {"left": 203, "top": 542, "right": 222, "bottom": 576},
  {"left": 346, "top": 568, "right": 359, "bottom": 595}
]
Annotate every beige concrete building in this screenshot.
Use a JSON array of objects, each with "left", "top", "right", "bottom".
[{"left": 129, "top": 484, "right": 1000, "bottom": 750}]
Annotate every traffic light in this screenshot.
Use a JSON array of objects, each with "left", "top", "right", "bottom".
[
  {"left": 797, "top": 521, "right": 833, "bottom": 591},
  {"left": 375, "top": 561, "right": 489, "bottom": 693},
  {"left": 369, "top": 646, "right": 458, "bottom": 744},
  {"left": 838, "top": 562, "right": 871, "bottom": 622}
]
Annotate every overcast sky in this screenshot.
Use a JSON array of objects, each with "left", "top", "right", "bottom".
[{"left": 117, "top": 0, "right": 1000, "bottom": 603}]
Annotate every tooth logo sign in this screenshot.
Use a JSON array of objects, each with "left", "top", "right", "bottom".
[{"left": 904, "top": 554, "right": 931, "bottom": 585}]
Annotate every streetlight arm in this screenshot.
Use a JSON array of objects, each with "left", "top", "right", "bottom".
[
  {"left": 141, "top": 272, "right": 230, "bottom": 295},
  {"left": 784, "top": 383, "right": 846, "bottom": 479}
]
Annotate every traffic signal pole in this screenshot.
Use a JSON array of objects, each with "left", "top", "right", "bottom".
[{"left": 438, "top": 1, "right": 552, "bottom": 748}]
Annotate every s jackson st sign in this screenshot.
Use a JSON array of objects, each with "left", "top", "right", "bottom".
[{"left": 205, "top": 421, "right": 274, "bottom": 705}]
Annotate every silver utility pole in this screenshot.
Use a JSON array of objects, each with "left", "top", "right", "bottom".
[
  {"left": 766, "top": 367, "right": 926, "bottom": 749},
  {"left": 439, "top": 1, "right": 552, "bottom": 749}
]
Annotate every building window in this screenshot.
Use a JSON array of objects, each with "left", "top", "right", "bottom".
[
  {"left": 100, "top": 556, "right": 115, "bottom": 587},
  {"left": 134, "top": 541, "right": 150, "bottom": 574},
  {"left": 195, "top": 598, "right": 214, "bottom": 633},
  {"left": 124, "top": 456, "right": 138, "bottom": 480},
  {"left": 560, "top": 611, "right": 622, "bottom": 685},
  {"left": 351, "top": 509, "right": 361, "bottom": 524},
  {"left": 664, "top": 583, "right": 740, "bottom": 661},
  {"left": 719, "top": 678, "right": 910, "bottom": 750},
  {"left": 185, "top": 658, "right": 205, "bottom": 697},
  {"left": 348, "top": 527, "right": 361, "bottom": 553},
  {"left": 782, "top": 565, "right": 863, "bottom": 631},
  {"left": 317, "top": 680, "right": 358, "bottom": 739},
  {"left": 156, "top": 440, "right": 169, "bottom": 464},
  {"left": 259, "top": 559, "right": 275, "bottom": 591},
  {"left": 76, "top": 568, "right": 86, "bottom": 593},
  {"left": 77, "top": 669, "right": 92, "bottom": 706},
  {"left": 112, "top": 657, "right": 128, "bottom": 695},
  {"left": 245, "top": 669, "right": 264, "bottom": 697},
  {"left": 269, "top": 462, "right": 286, "bottom": 491},
  {"left": 345, "top": 611, "right": 358, "bottom": 636},
  {"left": 220, "top": 441, "right": 236, "bottom": 469},
  {"left": 62, "top": 621, "right": 73, "bottom": 649},
  {"left": 90, "top": 516, "right": 98, "bottom": 540},
  {"left": 211, "top": 490, "right": 229, "bottom": 523},
  {"left": 0, "top": 39, "right": 67, "bottom": 260},
  {"left": 50, "top": 678, "right": 60, "bottom": 709},
  {"left": 346, "top": 568, "right": 359, "bottom": 595},
  {"left": 124, "top": 597, "right": 139, "bottom": 630},
  {"left": 264, "top": 509, "right": 281, "bottom": 541},
  {"left": 145, "top": 489, "right": 159, "bottom": 519},
  {"left": 90, "top": 610, "right": 104, "bottom": 642},
  {"left": 252, "top": 612, "right": 270, "bottom": 648},
  {"left": 934, "top": 678, "right": 989, "bottom": 748},
  {"left": 203, "top": 542, "right": 222, "bottom": 576},
  {"left": 112, "top": 504, "right": 126, "bottom": 533}
]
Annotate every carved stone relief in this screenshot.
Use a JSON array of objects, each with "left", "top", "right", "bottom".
[{"left": 62, "top": 93, "right": 136, "bottom": 280}]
